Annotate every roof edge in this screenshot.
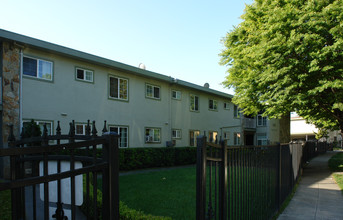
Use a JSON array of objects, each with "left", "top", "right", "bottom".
[{"left": 0, "top": 29, "right": 233, "bottom": 99}]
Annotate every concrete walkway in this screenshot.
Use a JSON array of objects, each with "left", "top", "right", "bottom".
[{"left": 278, "top": 151, "right": 343, "bottom": 220}]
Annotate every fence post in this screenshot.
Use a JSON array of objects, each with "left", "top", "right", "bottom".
[
  {"left": 103, "top": 132, "right": 119, "bottom": 220},
  {"left": 219, "top": 140, "right": 228, "bottom": 220},
  {"left": 196, "top": 135, "right": 207, "bottom": 220},
  {"left": 277, "top": 144, "right": 282, "bottom": 209}
]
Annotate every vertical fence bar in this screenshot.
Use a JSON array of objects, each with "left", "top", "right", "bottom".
[
  {"left": 277, "top": 144, "right": 282, "bottom": 210},
  {"left": 219, "top": 140, "right": 227, "bottom": 220},
  {"left": 104, "top": 132, "right": 119, "bottom": 220},
  {"left": 43, "top": 151, "right": 49, "bottom": 220},
  {"left": 196, "top": 135, "right": 207, "bottom": 220},
  {"left": 92, "top": 121, "right": 98, "bottom": 220},
  {"left": 69, "top": 121, "right": 76, "bottom": 220}
]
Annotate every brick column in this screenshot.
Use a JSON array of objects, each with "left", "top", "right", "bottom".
[
  {"left": 1, "top": 41, "right": 21, "bottom": 178},
  {"left": 2, "top": 41, "right": 21, "bottom": 145}
]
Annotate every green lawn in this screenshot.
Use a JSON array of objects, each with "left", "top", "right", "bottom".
[
  {"left": 119, "top": 166, "right": 196, "bottom": 220},
  {"left": 0, "top": 188, "right": 11, "bottom": 220},
  {"left": 329, "top": 152, "right": 343, "bottom": 193},
  {"left": 119, "top": 164, "right": 278, "bottom": 220}
]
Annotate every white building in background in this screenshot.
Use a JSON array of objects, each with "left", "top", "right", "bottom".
[
  {"left": 291, "top": 112, "right": 342, "bottom": 145},
  {"left": 291, "top": 113, "right": 318, "bottom": 141}
]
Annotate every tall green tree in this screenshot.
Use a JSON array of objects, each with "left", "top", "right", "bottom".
[{"left": 220, "top": 0, "right": 343, "bottom": 136}]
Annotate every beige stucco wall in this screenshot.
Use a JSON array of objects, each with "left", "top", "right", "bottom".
[{"left": 22, "top": 47, "right": 236, "bottom": 147}]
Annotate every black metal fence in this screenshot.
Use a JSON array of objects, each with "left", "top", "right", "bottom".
[
  {"left": 0, "top": 120, "right": 119, "bottom": 220},
  {"left": 302, "top": 141, "right": 331, "bottom": 163},
  {"left": 196, "top": 135, "right": 308, "bottom": 220}
]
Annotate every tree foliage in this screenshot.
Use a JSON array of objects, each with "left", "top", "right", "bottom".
[{"left": 220, "top": 0, "right": 343, "bottom": 133}]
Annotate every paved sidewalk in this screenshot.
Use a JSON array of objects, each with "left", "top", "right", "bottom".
[{"left": 278, "top": 151, "right": 343, "bottom": 220}]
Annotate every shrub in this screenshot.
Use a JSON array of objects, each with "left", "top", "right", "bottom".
[
  {"left": 119, "top": 147, "right": 196, "bottom": 171},
  {"left": 59, "top": 147, "right": 196, "bottom": 171}
]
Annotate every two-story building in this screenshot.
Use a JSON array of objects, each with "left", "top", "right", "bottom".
[{"left": 0, "top": 29, "right": 288, "bottom": 150}]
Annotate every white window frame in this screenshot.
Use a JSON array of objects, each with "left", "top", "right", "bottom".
[
  {"left": 75, "top": 123, "right": 87, "bottom": 135},
  {"left": 109, "top": 75, "right": 128, "bottom": 101},
  {"left": 146, "top": 84, "right": 161, "bottom": 99},
  {"left": 145, "top": 127, "right": 161, "bottom": 143},
  {"left": 172, "top": 90, "right": 181, "bottom": 100},
  {"left": 257, "top": 134, "right": 268, "bottom": 146},
  {"left": 23, "top": 119, "right": 53, "bottom": 135},
  {"left": 209, "top": 131, "right": 218, "bottom": 143},
  {"left": 209, "top": 99, "right": 218, "bottom": 111},
  {"left": 172, "top": 129, "right": 182, "bottom": 139},
  {"left": 189, "top": 130, "right": 200, "bottom": 146},
  {"left": 76, "top": 67, "right": 93, "bottom": 82},
  {"left": 109, "top": 125, "right": 129, "bottom": 148},
  {"left": 234, "top": 105, "right": 240, "bottom": 118},
  {"left": 224, "top": 132, "right": 230, "bottom": 140},
  {"left": 224, "top": 102, "right": 230, "bottom": 110},
  {"left": 23, "top": 56, "right": 53, "bottom": 81},
  {"left": 257, "top": 114, "right": 267, "bottom": 126},
  {"left": 190, "top": 94, "right": 199, "bottom": 111},
  {"left": 234, "top": 132, "right": 241, "bottom": 145}
]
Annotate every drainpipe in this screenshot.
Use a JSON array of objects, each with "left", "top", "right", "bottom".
[{"left": 19, "top": 48, "right": 23, "bottom": 134}]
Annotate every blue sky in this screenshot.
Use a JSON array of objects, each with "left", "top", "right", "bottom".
[{"left": 1, "top": 0, "right": 253, "bottom": 94}]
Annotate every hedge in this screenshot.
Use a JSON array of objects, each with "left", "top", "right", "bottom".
[
  {"left": 62, "top": 146, "right": 197, "bottom": 171},
  {"left": 119, "top": 147, "right": 197, "bottom": 171}
]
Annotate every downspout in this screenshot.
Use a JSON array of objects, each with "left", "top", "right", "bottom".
[
  {"left": 168, "top": 77, "right": 174, "bottom": 145},
  {"left": 19, "top": 48, "right": 23, "bottom": 134}
]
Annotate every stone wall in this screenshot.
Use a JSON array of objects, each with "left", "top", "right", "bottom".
[{"left": 2, "top": 41, "right": 21, "bottom": 144}]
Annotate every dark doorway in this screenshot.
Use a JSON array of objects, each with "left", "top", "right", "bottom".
[{"left": 245, "top": 133, "right": 254, "bottom": 145}]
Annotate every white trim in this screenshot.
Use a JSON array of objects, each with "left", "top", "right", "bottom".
[
  {"left": 22, "top": 55, "right": 53, "bottom": 81},
  {"left": 109, "top": 125, "right": 129, "bottom": 148},
  {"left": 209, "top": 99, "right": 218, "bottom": 111},
  {"left": 146, "top": 84, "right": 161, "bottom": 99},
  {"left": 145, "top": 127, "right": 161, "bottom": 143},
  {"left": 109, "top": 75, "right": 128, "bottom": 101},
  {"left": 76, "top": 67, "right": 93, "bottom": 82},
  {"left": 172, "top": 129, "right": 182, "bottom": 139},
  {"left": 172, "top": 90, "right": 181, "bottom": 100},
  {"left": 190, "top": 94, "right": 199, "bottom": 111}
]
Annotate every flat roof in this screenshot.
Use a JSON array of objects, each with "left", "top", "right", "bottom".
[{"left": 0, "top": 29, "right": 233, "bottom": 100}]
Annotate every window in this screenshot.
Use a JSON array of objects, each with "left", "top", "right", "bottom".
[
  {"left": 257, "top": 114, "right": 267, "bottom": 126},
  {"left": 189, "top": 130, "right": 200, "bottom": 146},
  {"left": 146, "top": 84, "right": 160, "bottom": 99},
  {"left": 224, "top": 102, "right": 230, "bottom": 110},
  {"left": 172, "top": 129, "right": 182, "bottom": 139},
  {"left": 190, "top": 95, "right": 199, "bottom": 111},
  {"left": 224, "top": 132, "right": 230, "bottom": 140},
  {"left": 75, "top": 124, "right": 87, "bottom": 135},
  {"left": 172, "top": 90, "right": 181, "bottom": 100},
  {"left": 209, "top": 131, "right": 218, "bottom": 143},
  {"left": 145, "top": 128, "right": 161, "bottom": 143},
  {"left": 257, "top": 134, "right": 268, "bottom": 145},
  {"left": 76, "top": 68, "right": 93, "bottom": 82},
  {"left": 109, "top": 126, "right": 129, "bottom": 148},
  {"left": 234, "top": 105, "right": 240, "bottom": 118},
  {"left": 23, "top": 56, "right": 53, "bottom": 81},
  {"left": 109, "top": 76, "right": 128, "bottom": 100},
  {"left": 234, "top": 132, "right": 241, "bottom": 145},
  {"left": 23, "top": 120, "right": 53, "bottom": 135},
  {"left": 209, "top": 99, "right": 218, "bottom": 111}
]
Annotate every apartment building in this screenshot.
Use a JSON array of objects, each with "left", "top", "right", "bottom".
[
  {"left": 291, "top": 112, "right": 342, "bottom": 145},
  {"left": 0, "top": 29, "right": 286, "bottom": 148}
]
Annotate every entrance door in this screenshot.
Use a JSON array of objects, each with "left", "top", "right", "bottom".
[{"left": 245, "top": 133, "right": 254, "bottom": 145}]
